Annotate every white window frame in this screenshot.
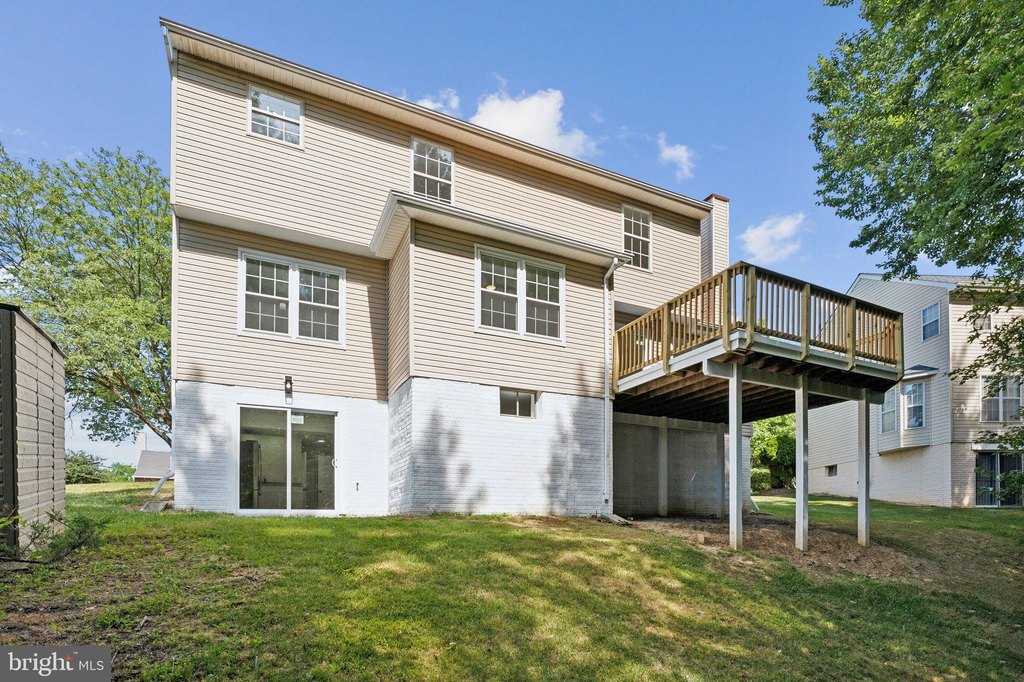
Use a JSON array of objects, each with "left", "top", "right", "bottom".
[
  {"left": 237, "top": 249, "right": 346, "bottom": 348},
  {"left": 474, "top": 245, "right": 566, "bottom": 345},
  {"left": 903, "top": 381, "right": 926, "bottom": 430},
  {"left": 621, "top": 204, "right": 653, "bottom": 272},
  {"left": 921, "top": 302, "right": 941, "bottom": 341},
  {"left": 880, "top": 387, "right": 898, "bottom": 434},
  {"left": 247, "top": 84, "right": 304, "bottom": 148},
  {"left": 410, "top": 138, "right": 455, "bottom": 204},
  {"left": 972, "top": 313, "right": 994, "bottom": 332},
  {"left": 980, "top": 375, "right": 1023, "bottom": 423},
  {"left": 498, "top": 388, "right": 537, "bottom": 418}
]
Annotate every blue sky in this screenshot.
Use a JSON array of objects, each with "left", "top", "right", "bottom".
[{"left": 0, "top": 2, "right": 962, "bottom": 461}]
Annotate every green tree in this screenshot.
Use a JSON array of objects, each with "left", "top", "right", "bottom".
[
  {"left": 810, "top": 1, "right": 1024, "bottom": 451},
  {"left": 751, "top": 415, "right": 796, "bottom": 489},
  {"left": 64, "top": 450, "right": 108, "bottom": 484},
  {"left": 0, "top": 144, "right": 171, "bottom": 445}
]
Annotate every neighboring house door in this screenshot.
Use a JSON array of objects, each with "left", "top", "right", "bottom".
[
  {"left": 976, "top": 452, "right": 1023, "bottom": 507},
  {"left": 239, "top": 407, "right": 337, "bottom": 513}
]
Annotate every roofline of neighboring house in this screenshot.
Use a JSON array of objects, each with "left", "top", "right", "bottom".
[
  {"left": 373, "top": 191, "right": 633, "bottom": 267},
  {"left": 847, "top": 272, "right": 974, "bottom": 295},
  {"left": 159, "top": 18, "right": 714, "bottom": 222},
  {"left": 0, "top": 302, "right": 66, "bottom": 357}
]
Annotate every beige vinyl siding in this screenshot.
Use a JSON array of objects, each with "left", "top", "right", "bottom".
[
  {"left": 949, "top": 301, "right": 1021, "bottom": 443},
  {"left": 387, "top": 227, "right": 412, "bottom": 396},
  {"left": 173, "top": 55, "right": 703, "bottom": 306},
  {"left": 615, "top": 210, "right": 702, "bottom": 309},
  {"left": 175, "top": 221, "right": 387, "bottom": 400},
  {"left": 410, "top": 222, "right": 606, "bottom": 397}
]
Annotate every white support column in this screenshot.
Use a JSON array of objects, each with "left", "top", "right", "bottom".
[
  {"left": 857, "top": 389, "right": 871, "bottom": 547},
  {"left": 728, "top": 363, "right": 743, "bottom": 550},
  {"left": 795, "top": 375, "right": 809, "bottom": 551},
  {"left": 658, "top": 417, "right": 668, "bottom": 517}
]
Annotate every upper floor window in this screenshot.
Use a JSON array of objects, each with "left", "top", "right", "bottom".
[
  {"left": 881, "top": 387, "right": 897, "bottom": 433},
  {"left": 412, "top": 140, "right": 453, "bottom": 203},
  {"left": 249, "top": 86, "right": 302, "bottom": 146},
  {"left": 922, "top": 302, "right": 940, "bottom": 340},
  {"left": 981, "top": 376, "right": 1022, "bottom": 423},
  {"left": 477, "top": 247, "right": 564, "bottom": 342},
  {"left": 972, "top": 313, "right": 993, "bottom": 332},
  {"left": 622, "top": 206, "right": 652, "bottom": 270},
  {"left": 904, "top": 382, "right": 925, "bottom": 429},
  {"left": 240, "top": 252, "right": 344, "bottom": 344}
]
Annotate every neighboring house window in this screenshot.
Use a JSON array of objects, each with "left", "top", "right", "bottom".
[
  {"left": 241, "top": 252, "right": 344, "bottom": 343},
  {"left": 921, "top": 302, "right": 940, "bottom": 340},
  {"left": 249, "top": 85, "right": 302, "bottom": 145},
  {"left": 881, "top": 387, "right": 897, "bottom": 433},
  {"left": 972, "top": 314, "right": 993, "bottom": 332},
  {"left": 477, "top": 247, "right": 564, "bottom": 341},
  {"left": 499, "top": 388, "right": 535, "bottom": 417},
  {"left": 622, "top": 206, "right": 652, "bottom": 270},
  {"left": 904, "top": 382, "right": 925, "bottom": 429},
  {"left": 826, "top": 465, "right": 838, "bottom": 477},
  {"left": 981, "top": 376, "right": 1022, "bottom": 422},
  {"left": 412, "top": 140, "right": 453, "bottom": 203}
]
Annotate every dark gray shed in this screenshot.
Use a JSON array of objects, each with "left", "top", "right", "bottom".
[{"left": 0, "top": 303, "right": 66, "bottom": 549}]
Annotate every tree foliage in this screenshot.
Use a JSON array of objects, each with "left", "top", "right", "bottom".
[
  {"left": 64, "top": 450, "right": 110, "bottom": 484},
  {"left": 0, "top": 144, "right": 171, "bottom": 445},
  {"left": 751, "top": 415, "right": 796, "bottom": 489},
  {"left": 811, "top": 0, "right": 1024, "bottom": 450}
]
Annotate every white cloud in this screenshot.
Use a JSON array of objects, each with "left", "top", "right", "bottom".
[
  {"left": 656, "top": 132, "right": 695, "bottom": 181},
  {"left": 739, "top": 212, "right": 806, "bottom": 265},
  {"left": 416, "top": 88, "right": 461, "bottom": 115},
  {"left": 470, "top": 88, "right": 596, "bottom": 158}
]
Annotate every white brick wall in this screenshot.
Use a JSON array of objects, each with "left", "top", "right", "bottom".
[
  {"left": 173, "top": 381, "right": 389, "bottom": 514},
  {"left": 388, "top": 378, "right": 609, "bottom": 515}
]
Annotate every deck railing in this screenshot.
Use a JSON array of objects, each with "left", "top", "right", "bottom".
[{"left": 613, "top": 263, "right": 903, "bottom": 387}]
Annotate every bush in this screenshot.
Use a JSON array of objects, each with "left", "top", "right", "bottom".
[
  {"left": 0, "top": 509, "right": 104, "bottom": 562},
  {"left": 65, "top": 450, "right": 108, "bottom": 483},
  {"left": 751, "top": 467, "right": 772, "bottom": 493},
  {"left": 108, "top": 463, "right": 136, "bottom": 481}
]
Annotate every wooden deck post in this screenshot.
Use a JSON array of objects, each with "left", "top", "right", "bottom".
[
  {"left": 800, "top": 282, "right": 811, "bottom": 361},
  {"left": 728, "top": 362, "right": 743, "bottom": 550},
  {"left": 894, "top": 315, "right": 904, "bottom": 377},
  {"left": 795, "top": 375, "right": 809, "bottom": 551},
  {"left": 721, "top": 271, "right": 732, "bottom": 353},
  {"left": 661, "top": 303, "right": 671, "bottom": 374},
  {"left": 847, "top": 299, "right": 857, "bottom": 370},
  {"left": 744, "top": 265, "right": 757, "bottom": 348},
  {"left": 857, "top": 388, "right": 871, "bottom": 547}
]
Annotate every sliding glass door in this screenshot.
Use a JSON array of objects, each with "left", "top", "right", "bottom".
[
  {"left": 975, "top": 452, "right": 1023, "bottom": 508},
  {"left": 239, "top": 407, "right": 336, "bottom": 513}
]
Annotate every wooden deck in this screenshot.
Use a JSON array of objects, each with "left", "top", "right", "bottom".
[{"left": 613, "top": 263, "right": 903, "bottom": 422}]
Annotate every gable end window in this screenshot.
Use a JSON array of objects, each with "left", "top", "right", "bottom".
[
  {"left": 477, "top": 247, "right": 564, "bottom": 342},
  {"left": 881, "top": 387, "right": 897, "bottom": 433},
  {"left": 240, "top": 252, "right": 345, "bottom": 344},
  {"left": 499, "top": 388, "right": 535, "bottom": 417},
  {"left": 249, "top": 86, "right": 302, "bottom": 146},
  {"left": 412, "top": 140, "right": 453, "bottom": 203},
  {"left": 622, "top": 206, "right": 652, "bottom": 270},
  {"left": 921, "top": 302, "right": 940, "bottom": 340},
  {"left": 903, "top": 382, "right": 925, "bottom": 429},
  {"left": 981, "top": 376, "right": 1022, "bottom": 423}
]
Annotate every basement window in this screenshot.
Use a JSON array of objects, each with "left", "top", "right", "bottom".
[
  {"left": 499, "top": 388, "right": 535, "bottom": 418},
  {"left": 826, "top": 465, "right": 838, "bottom": 477}
]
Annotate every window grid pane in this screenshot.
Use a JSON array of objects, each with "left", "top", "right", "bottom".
[
  {"left": 412, "top": 141, "right": 453, "bottom": 204},
  {"left": 250, "top": 87, "right": 302, "bottom": 146},
  {"left": 904, "top": 383, "right": 924, "bottom": 428},
  {"left": 922, "top": 304, "right": 940, "bottom": 340},
  {"left": 245, "top": 295, "right": 289, "bottom": 334},
  {"left": 298, "top": 303, "right": 340, "bottom": 341},
  {"left": 623, "top": 207, "right": 652, "bottom": 269},
  {"left": 481, "top": 255, "right": 518, "bottom": 295},
  {"left": 881, "top": 388, "right": 897, "bottom": 433}
]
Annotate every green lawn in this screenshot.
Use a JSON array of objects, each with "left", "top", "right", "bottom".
[{"left": 1, "top": 484, "right": 1022, "bottom": 681}]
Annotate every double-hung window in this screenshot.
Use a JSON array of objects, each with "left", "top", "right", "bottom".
[
  {"left": 922, "top": 302, "right": 940, "bottom": 340},
  {"left": 881, "top": 387, "right": 898, "bottom": 433},
  {"left": 478, "top": 248, "right": 564, "bottom": 341},
  {"left": 249, "top": 86, "right": 303, "bottom": 146},
  {"left": 903, "top": 382, "right": 925, "bottom": 429},
  {"left": 241, "top": 252, "right": 344, "bottom": 344},
  {"left": 981, "top": 376, "right": 1022, "bottom": 423},
  {"left": 412, "top": 140, "right": 453, "bottom": 203},
  {"left": 622, "top": 206, "right": 652, "bottom": 270}
]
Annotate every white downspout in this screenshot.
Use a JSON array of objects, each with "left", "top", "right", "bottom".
[{"left": 603, "top": 257, "right": 623, "bottom": 505}]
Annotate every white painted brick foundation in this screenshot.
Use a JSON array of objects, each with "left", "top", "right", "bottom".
[{"left": 388, "top": 378, "right": 609, "bottom": 516}]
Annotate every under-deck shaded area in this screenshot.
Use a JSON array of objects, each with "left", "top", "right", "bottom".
[{"left": 612, "top": 263, "right": 903, "bottom": 550}]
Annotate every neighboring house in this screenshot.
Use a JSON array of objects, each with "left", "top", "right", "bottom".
[
  {"left": 161, "top": 20, "right": 902, "bottom": 548},
  {"left": 808, "top": 274, "right": 1022, "bottom": 508},
  {"left": 132, "top": 432, "right": 171, "bottom": 482}
]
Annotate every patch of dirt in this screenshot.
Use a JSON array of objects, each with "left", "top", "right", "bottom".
[{"left": 634, "top": 515, "right": 928, "bottom": 582}]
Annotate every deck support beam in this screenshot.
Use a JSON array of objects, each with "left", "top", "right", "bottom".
[
  {"left": 795, "top": 375, "right": 809, "bottom": 551},
  {"left": 857, "top": 388, "right": 871, "bottom": 547},
  {"left": 728, "top": 363, "right": 743, "bottom": 550}
]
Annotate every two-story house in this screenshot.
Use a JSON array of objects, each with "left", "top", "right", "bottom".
[
  {"left": 162, "top": 21, "right": 903, "bottom": 551},
  {"left": 808, "top": 275, "right": 1022, "bottom": 507}
]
